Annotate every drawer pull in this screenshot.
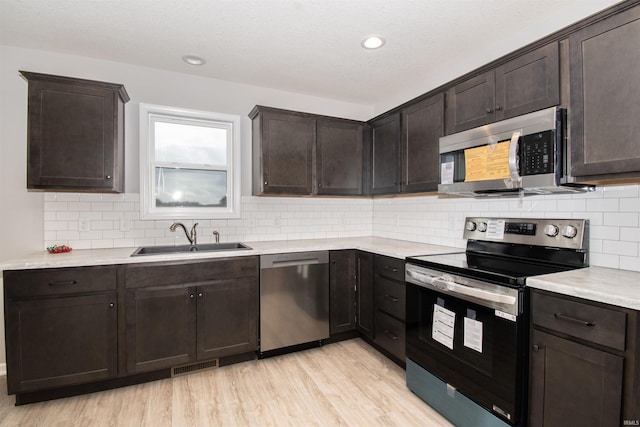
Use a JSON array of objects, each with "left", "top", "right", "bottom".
[
  {"left": 383, "top": 266, "right": 399, "bottom": 273},
  {"left": 49, "top": 280, "right": 78, "bottom": 286},
  {"left": 554, "top": 312, "right": 595, "bottom": 327},
  {"left": 383, "top": 330, "right": 399, "bottom": 340},
  {"left": 384, "top": 294, "right": 399, "bottom": 303}
]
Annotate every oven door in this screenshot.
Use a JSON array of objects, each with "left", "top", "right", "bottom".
[{"left": 406, "top": 264, "right": 527, "bottom": 425}]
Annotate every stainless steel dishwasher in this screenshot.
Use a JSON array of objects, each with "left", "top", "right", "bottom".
[{"left": 260, "top": 251, "right": 329, "bottom": 355}]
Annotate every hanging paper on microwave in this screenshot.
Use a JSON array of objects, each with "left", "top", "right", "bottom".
[
  {"left": 464, "top": 140, "right": 511, "bottom": 182},
  {"left": 432, "top": 304, "right": 455, "bottom": 350}
]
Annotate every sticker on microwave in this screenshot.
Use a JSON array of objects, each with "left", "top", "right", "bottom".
[
  {"left": 432, "top": 304, "right": 455, "bottom": 350},
  {"left": 441, "top": 161, "right": 454, "bottom": 185},
  {"left": 464, "top": 317, "right": 483, "bottom": 353}
]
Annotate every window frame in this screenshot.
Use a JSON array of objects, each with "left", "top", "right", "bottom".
[{"left": 139, "top": 103, "right": 241, "bottom": 220}]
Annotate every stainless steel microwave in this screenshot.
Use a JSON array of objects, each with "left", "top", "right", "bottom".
[{"left": 438, "top": 107, "right": 594, "bottom": 197}]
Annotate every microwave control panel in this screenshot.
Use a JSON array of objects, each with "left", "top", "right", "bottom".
[{"left": 520, "top": 130, "right": 555, "bottom": 176}]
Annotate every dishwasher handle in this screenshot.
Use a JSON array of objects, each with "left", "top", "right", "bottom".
[{"left": 260, "top": 251, "right": 329, "bottom": 269}]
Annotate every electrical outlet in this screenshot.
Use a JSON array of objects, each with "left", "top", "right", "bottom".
[{"left": 79, "top": 217, "right": 90, "bottom": 232}]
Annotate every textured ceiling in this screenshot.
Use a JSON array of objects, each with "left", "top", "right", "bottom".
[{"left": 0, "top": 0, "right": 622, "bottom": 106}]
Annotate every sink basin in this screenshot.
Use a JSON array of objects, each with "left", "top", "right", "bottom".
[{"left": 131, "top": 242, "right": 252, "bottom": 256}]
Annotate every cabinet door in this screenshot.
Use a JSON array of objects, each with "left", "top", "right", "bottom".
[
  {"left": 259, "top": 110, "right": 315, "bottom": 194},
  {"left": 445, "top": 71, "right": 495, "bottom": 134},
  {"left": 329, "top": 250, "right": 357, "bottom": 335},
  {"left": 5, "top": 294, "right": 117, "bottom": 394},
  {"left": 529, "top": 329, "right": 623, "bottom": 427},
  {"left": 126, "top": 286, "right": 196, "bottom": 373},
  {"left": 21, "top": 72, "right": 126, "bottom": 192},
  {"left": 494, "top": 42, "right": 559, "bottom": 121},
  {"left": 196, "top": 278, "right": 258, "bottom": 360},
  {"left": 316, "top": 120, "right": 364, "bottom": 195},
  {"left": 570, "top": 5, "right": 640, "bottom": 180},
  {"left": 401, "top": 94, "right": 444, "bottom": 193},
  {"left": 370, "top": 113, "right": 401, "bottom": 194},
  {"left": 356, "top": 251, "right": 374, "bottom": 339}
]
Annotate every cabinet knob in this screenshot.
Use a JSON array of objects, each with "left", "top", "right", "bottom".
[
  {"left": 198, "top": 292, "right": 203, "bottom": 297},
  {"left": 318, "top": 183, "right": 322, "bottom": 187},
  {"left": 106, "top": 175, "right": 112, "bottom": 180},
  {"left": 495, "top": 105, "right": 502, "bottom": 111},
  {"left": 190, "top": 294, "right": 195, "bottom": 298},
  {"left": 486, "top": 108, "right": 493, "bottom": 114},
  {"left": 109, "top": 302, "right": 115, "bottom": 308},
  {"left": 532, "top": 344, "right": 541, "bottom": 351}
]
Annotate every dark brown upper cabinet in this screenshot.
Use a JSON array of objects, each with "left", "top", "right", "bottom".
[
  {"left": 400, "top": 93, "right": 444, "bottom": 193},
  {"left": 316, "top": 119, "right": 366, "bottom": 195},
  {"left": 251, "top": 107, "right": 315, "bottom": 195},
  {"left": 20, "top": 71, "right": 129, "bottom": 192},
  {"left": 370, "top": 112, "right": 401, "bottom": 195},
  {"left": 446, "top": 42, "right": 559, "bottom": 135},
  {"left": 570, "top": 3, "right": 640, "bottom": 183},
  {"left": 250, "top": 105, "right": 366, "bottom": 196}
]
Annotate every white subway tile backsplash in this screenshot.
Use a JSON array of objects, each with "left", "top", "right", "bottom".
[{"left": 43, "top": 184, "right": 640, "bottom": 272}]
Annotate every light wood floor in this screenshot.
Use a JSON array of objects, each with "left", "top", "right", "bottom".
[{"left": 0, "top": 339, "right": 453, "bottom": 426}]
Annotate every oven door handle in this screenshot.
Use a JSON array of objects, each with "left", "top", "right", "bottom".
[{"left": 433, "top": 277, "right": 517, "bottom": 306}]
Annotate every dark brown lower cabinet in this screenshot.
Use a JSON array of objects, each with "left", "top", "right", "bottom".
[
  {"left": 529, "top": 289, "right": 639, "bottom": 426},
  {"left": 529, "top": 329, "right": 623, "bottom": 427},
  {"left": 372, "top": 255, "right": 406, "bottom": 364},
  {"left": 329, "top": 250, "right": 357, "bottom": 335},
  {"left": 5, "top": 293, "right": 117, "bottom": 394},
  {"left": 125, "top": 258, "right": 259, "bottom": 375},
  {"left": 356, "top": 251, "right": 374, "bottom": 339}
]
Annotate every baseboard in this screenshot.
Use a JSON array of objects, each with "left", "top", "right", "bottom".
[{"left": 0, "top": 363, "right": 6, "bottom": 376}]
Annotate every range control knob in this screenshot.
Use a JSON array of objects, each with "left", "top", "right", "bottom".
[
  {"left": 562, "top": 225, "right": 578, "bottom": 239},
  {"left": 466, "top": 221, "right": 477, "bottom": 231},
  {"left": 544, "top": 224, "right": 559, "bottom": 237},
  {"left": 477, "top": 222, "right": 487, "bottom": 232}
]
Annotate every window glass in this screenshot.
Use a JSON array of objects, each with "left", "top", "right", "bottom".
[{"left": 139, "top": 104, "right": 241, "bottom": 220}]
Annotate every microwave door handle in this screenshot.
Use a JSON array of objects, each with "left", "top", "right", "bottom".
[
  {"left": 433, "top": 277, "right": 517, "bottom": 305},
  {"left": 508, "top": 131, "right": 522, "bottom": 184}
]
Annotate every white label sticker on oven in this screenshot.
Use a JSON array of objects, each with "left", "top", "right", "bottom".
[
  {"left": 464, "top": 317, "right": 483, "bottom": 353},
  {"left": 485, "top": 219, "right": 506, "bottom": 240},
  {"left": 495, "top": 309, "right": 517, "bottom": 322},
  {"left": 433, "top": 304, "right": 455, "bottom": 350},
  {"left": 441, "top": 161, "right": 454, "bottom": 185}
]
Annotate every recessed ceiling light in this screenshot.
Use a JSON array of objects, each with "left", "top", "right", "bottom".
[
  {"left": 182, "top": 55, "right": 206, "bottom": 66},
  {"left": 361, "top": 36, "right": 386, "bottom": 50}
]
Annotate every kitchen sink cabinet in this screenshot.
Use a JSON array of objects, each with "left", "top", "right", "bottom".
[
  {"left": 124, "top": 257, "right": 259, "bottom": 374},
  {"left": 3, "top": 266, "right": 118, "bottom": 397},
  {"left": 369, "top": 112, "right": 401, "bottom": 195},
  {"left": 19, "top": 71, "right": 129, "bottom": 192},
  {"left": 372, "top": 255, "right": 406, "bottom": 364},
  {"left": 569, "top": 3, "right": 640, "bottom": 183},
  {"left": 250, "top": 105, "right": 367, "bottom": 196},
  {"left": 329, "top": 250, "right": 357, "bottom": 335},
  {"left": 529, "top": 289, "right": 639, "bottom": 426},
  {"left": 400, "top": 93, "right": 444, "bottom": 193},
  {"left": 445, "top": 42, "right": 559, "bottom": 135},
  {"left": 356, "top": 251, "right": 375, "bottom": 339}
]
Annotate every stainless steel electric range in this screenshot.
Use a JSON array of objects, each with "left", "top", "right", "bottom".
[{"left": 405, "top": 217, "right": 589, "bottom": 427}]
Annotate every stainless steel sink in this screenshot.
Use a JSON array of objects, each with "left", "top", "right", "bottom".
[{"left": 131, "top": 242, "right": 252, "bottom": 256}]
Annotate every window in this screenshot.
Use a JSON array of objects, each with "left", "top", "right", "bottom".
[{"left": 139, "top": 104, "right": 241, "bottom": 219}]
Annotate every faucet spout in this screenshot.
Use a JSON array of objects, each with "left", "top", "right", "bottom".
[{"left": 170, "top": 222, "right": 198, "bottom": 245}]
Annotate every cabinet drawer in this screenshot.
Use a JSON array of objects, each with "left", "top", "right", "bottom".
[
  {"left": 374, "top": 310, "right": 406, "bottom": 361},
  {"left": 374, "top": 255, "right": 404, "bottom": 282},
  {"left": 126, "top": 256, "right": 259, "bottom": 288},
  {"left": 531, "top": 292, "right": 627, "bottom": 351},
  {"left": 4, "top": 266, "right": 117, "bottom": 299},
  {"left": 375, "top": 276, "right": 406, "bottom": 321}
]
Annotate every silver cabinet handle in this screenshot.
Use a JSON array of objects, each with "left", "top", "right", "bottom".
[{"left": 554, "top": 313, "right": 595, "bottom": 327}]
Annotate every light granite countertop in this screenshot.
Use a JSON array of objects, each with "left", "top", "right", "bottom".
[
  {"left": 0, "top": 237, "right": 459, "bottom": 272},
  {"left": 527, "top": 266, "right": 640, "bottom": 311},
  {"left": 2, "top": 237, "right": 639, "bottom": 311}
]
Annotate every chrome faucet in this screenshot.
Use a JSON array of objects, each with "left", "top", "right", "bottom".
[
  {"left": 170, "top": 222, "right": 198, "bottom": 245},
  {"left": 212, "top": 230, "right": 220, "bottom": 244}
]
